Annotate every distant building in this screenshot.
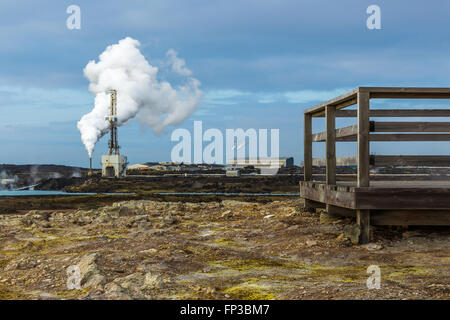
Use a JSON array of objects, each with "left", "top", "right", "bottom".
[
  {"left": 1, "top": 179, "right": 15, "bottom": 185},
  {"left": 148, "top": 165, "right": 168, "bottom": 171},
  {"left": 127, "top": 164, "right": 150, "bottom": 170},
  {"left": 226, "top": 157, "right": 294, "bottom": 169},
  {"left": 226, "top": 169, "right": 241, "bottom": 177},
  {"left": 102, "top": 154, "right": 127, "bottom": 178}
]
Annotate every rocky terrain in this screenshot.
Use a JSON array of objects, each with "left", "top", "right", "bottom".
[{"left": 0, "top": 199, "right": 448, "bottom": 300}]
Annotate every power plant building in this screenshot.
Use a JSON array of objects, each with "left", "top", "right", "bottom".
[
  {"left": 226, "top": 157, "right": 294, "bottom": 169},
  {"left": 102, "top": 154, "right": 127, "bottom": 177}
]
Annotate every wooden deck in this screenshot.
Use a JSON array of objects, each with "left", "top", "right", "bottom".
[
  {"left": 301, "top": 87, "right": 450, "bottom": 243},
  {"left": 301, "top": 181, "right": 450, "bottom": 210}
]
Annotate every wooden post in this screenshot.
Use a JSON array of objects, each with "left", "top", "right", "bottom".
[
  {"left": 357, "top": 209, "right": 371, "bottom": 244},
  {"left": 304, "top": 113, "right": 312, "bottom": 181},
  {"left": 325, "top": 105, "right": 336, "bottom": 185},
  {"left": 303, "top": 112, "right": 315, "bottom": 212},
  {"left": 357, "top": 91, "right": 370, "bottom": 187},
  {"left": 357, "top": 91, "right": 371, "bottom": 242}
]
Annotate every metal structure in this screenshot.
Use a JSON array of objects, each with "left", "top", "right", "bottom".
[
  {"left": 101, "top": 90, "right": 127, "bottom": 178},
  {"left": 106, "top": 89, "right": 119, "bottom": 155},
  {"left": 300, "top": 87, "right": 450, "bottom": 244},
  {"left": 88, "top": 156, "right": 93, "bottom": 176}
]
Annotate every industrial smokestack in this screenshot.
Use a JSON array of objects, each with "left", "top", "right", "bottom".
[
  {"left": 89, "top": 157, "right": 93, "bottom": 176},
  {"left": 77, "top": 37, "right": 203, "bottom": 158}
]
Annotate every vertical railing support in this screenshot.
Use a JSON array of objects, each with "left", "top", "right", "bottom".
[
  {"left": 357, "top": 91, "right": 370, "bottom": 187},
  {"left": 357, "top": 89, "right": 371, "bottom": 243},
  {"left": 303, "top": 112, "right": 315, "bottom": 212},
  {"left": 304, "top": 113, "right": 312, "bottom": 182},
  {"left": 325, "top": 105, "right": 336, "bottom": 185}
]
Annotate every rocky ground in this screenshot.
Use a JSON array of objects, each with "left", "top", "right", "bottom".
[{"left": 0, "top": 199, "right": 448, "bottom": 300}]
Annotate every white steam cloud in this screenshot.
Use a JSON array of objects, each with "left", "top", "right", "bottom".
[{"left": 77, "top": 37, "right": 203, "bottom": 157}]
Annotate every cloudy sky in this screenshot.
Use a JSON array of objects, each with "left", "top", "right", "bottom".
[{"left": 1, "top": 0, "right": 450, "bottom": 167}]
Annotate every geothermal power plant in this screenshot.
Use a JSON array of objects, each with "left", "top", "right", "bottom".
[{"left": 100, "top": 90, "right": 127, "bottom": 178}]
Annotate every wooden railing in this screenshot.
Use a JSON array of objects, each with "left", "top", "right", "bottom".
[{"left": 303, "top": 87, "right": 450, "bottom": 187}]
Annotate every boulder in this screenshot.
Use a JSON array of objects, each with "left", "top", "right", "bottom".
[
  {"left": 119, "top": 207, "right": 131, "bottom": 217},
  {"left": 221, "top": 210, "right": 233, "bottom": 218},
  {"left": 103, "top": 272, "right": 159, "bottom": 299},
  {"left": 77, "top": 253, "right": 105, "bottom": 289},
  {"left": 343, "top": 224, "right": 361, "bottom": 245},
  {"left": 162, "top": 214, "right": 176, "bottom": 225}
]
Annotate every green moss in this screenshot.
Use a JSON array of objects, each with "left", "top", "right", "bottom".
[
  {"left": 0, "top": 259, "right": 9, "bottom": 269},
  {"left": 212, "top": 259, "right": 301, "bottom": 272},
  {"left": 0, "top": 285, "right": 32, "bottom": 300},
  {"left": 303, "top": 264, "right": 433, "bottom": 282},
  {"left": 223, "top": 284, "right": 276, "bottom": 300},
  {"left": 0, "top": 232, "right": 127, "bottom": 257},
  {"left": 214, "top": 238, "right": 240, "bottom": 246},
  {"left": 55, "top": 288, "right": 90, "bottom": 299},
  {"left": 384, "top": 265, "right": 430, "bottom": 278}
]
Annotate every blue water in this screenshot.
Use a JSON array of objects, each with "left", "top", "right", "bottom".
[
  {"left": 0, "top": 190, "right": 96, "bottom": 196},
  {"left": 0, "top": 190, "right": 135, "bottom": 196}
]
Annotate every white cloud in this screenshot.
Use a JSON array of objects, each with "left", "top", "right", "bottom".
[
  {"left": 203, "top": 89, "right": 250, "bottom": 105},
  {"left": 283, "top": 88, "right": 351, "bottom": 104},
  {"left": 202, "top": 87, "right": 351, "bottom": 106}
]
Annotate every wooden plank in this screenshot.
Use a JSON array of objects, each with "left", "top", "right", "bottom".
[
  {"left": 312, "top": 156, "right": 357, "bottom": 167},
  {"left": 372, "top": 121, "right": 450, "bottom": 132},
  {"left": 357, "top": 91, "right": 370, "bottom": 187},
  {"left": 369, "top": 109, "right": 450, "bottom": 117},
  {"left": 370, "top": 134, "right": 450, "bottom": 141},
  {"left": 304, "top": 88, "right": 358, "bottom": 116},
  {"left": 326, "top": 204, "right": 356, "bottom": 217},
  {"left": 371, "top": 210, "right": 450, "bottom": 226},
  {"left": 323, "top": 133, "right": 450, "bottom": 142},
  {"left": 355, "top": 188, "right": 450, "bottom": 209},
  {"left": 312, "top": 125, "right": 358, "bottom": 142},
  {"left": 306, "top": 87, "right": 450, "bottom": 117},
  {"left": 326, "top": 105, "right": 336, "bottom": 185},
  {"left": 311, "top": 98, "right": 357, "bottom": 117},
  {"left": 299, "top": 181, "right": 356, "bottom": 209},
  {"left": 357, "top": 209, "right": 371, "bottom": 244},
  {"left": 361, "top": 87, "right": 450, "bottom": 99},
  {"left": 329, "top": 109, "right": 450, "bottom": 118},
  {"left": 336, "top": 125, "right": 358, "bottom": 138},
  {"left": 338, "top": 180, "right": 450, "bottom": 188},
  {"left": 371, "top": 155, "right": 450, "bottom": 167},
  {"left": 304, "top": 113, "right": 312, "bottom": 181},
  {"left": 311, "top": 131, "right": 326, "bottom": 142}
]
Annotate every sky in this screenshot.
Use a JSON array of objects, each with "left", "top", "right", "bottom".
[{"left": 1, "top": 0, "right": 450, "bottom": 167}]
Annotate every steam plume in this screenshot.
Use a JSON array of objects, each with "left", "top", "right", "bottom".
[{"left": 77, "top": 37, "right": 203, "bottom": 157}]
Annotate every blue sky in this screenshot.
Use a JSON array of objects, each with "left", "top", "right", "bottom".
[{"left": 1, "top": 0, "right": 450, "bottom": 167}]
